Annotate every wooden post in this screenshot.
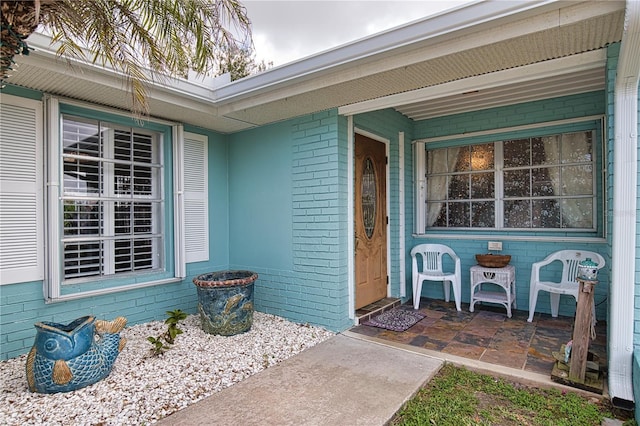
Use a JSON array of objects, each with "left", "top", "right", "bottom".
[{"left": 569, "top": 278, "right": 597, "bottom": 382}]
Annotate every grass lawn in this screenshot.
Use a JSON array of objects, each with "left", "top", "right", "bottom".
[{"left": 392, "top": 363, "right": 636, "bottom": 426}]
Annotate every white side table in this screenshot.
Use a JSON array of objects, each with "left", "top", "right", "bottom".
[{"left": 470, "top": 264, "right": 516, "bottom": 318}]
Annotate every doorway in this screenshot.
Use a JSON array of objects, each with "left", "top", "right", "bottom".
[{"left": 354, "top": 133, "right": 388, "bottom": 309}]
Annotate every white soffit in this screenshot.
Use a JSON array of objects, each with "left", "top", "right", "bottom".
[
  {"left": 4, "top": 1, "right": 623, "bottom": 132},
  {"left": 216, "top": 1, "right": 621, "bottom": 105},
  {"left": 397, "top": 68, "right": 604, "bottom": 121},
  {"left": 220, "top": 1, "right": 623, "bottom": 126},
  {"left": 9, "top": 53, "right": 254, "bottom": 133},
  {"left": 338, "top": 49, "right": 606, "bottom": 120}
]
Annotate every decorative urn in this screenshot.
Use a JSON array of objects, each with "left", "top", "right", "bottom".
[
  {"left": 577, "top": 258, "right": 599, "bottom": 281},
  {"left": 193, "top": 270, "right": 258, "bottom": 336}
]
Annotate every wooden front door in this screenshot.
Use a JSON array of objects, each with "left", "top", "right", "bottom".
[{"left": 354, "top": 134, "right": 387, "bottom": 309}]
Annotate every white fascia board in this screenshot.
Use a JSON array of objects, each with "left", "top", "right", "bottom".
[
  {"left": 338, "top": 49, "right": 606, "bottom": 116},
  {"left": 213, "top": 0, "right": 561, "bottom": 104},
  {"left": 609, "top": 0, "right": 640, "bottom": 406},
  {"left": 217, "top": 1, "right": 622, "bottom": 115},
  {"left": 23, "top": 33, "right": 218, "bottom": 109},
  {"left": 20, "top": 48, "right": 218, "bottom": 116}
]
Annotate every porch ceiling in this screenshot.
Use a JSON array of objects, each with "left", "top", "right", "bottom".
[
  {"left": 6, "top": 1, "right": 624, "bottom": 132},
  {"left": 394, "top": 66, "right": 605, "bottom": 121},
  {"left": 222, "top": 4, "right": 623, "bottom": 126}
]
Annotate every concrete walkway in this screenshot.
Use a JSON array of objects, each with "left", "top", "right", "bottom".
[{"left": 157, "top": 334, "right": 443, "bottom": 425}]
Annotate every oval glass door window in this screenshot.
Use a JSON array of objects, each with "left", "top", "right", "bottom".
[{"left": 362, "top": 157, "right": 376, "bottom": 238}]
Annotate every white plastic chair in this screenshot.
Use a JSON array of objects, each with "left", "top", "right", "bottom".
[
  {"left": 411, "top": 244, "right": 461, "bottom": 311},
  {"left": 527, "top": 250, "right": 605, "bottom": 322}
]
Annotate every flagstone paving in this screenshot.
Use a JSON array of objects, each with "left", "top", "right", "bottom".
[{"left": 350, "top": 298, "right": 608, "bottom": 376}]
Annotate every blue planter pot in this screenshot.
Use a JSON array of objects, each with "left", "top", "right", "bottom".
[{"left": 193, "top": 270, "right": 258, "bottom": 336}]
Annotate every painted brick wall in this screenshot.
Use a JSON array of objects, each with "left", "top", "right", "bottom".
[
  {"left": 224, "top": 111, "right": 351, "bottom": 332},
  {"left": 0, "top": 278, "right": 200, "bottom": 360},
  {"left": 411, "top": 90, "right": 609, "bottom": 319},
  {"left": 232, "top": 111, "right": 351, "bottom": 330},
  {"left": 244, "top": 107, "right": 416, "bottom": 331},
  {"left": 409, "top": 240, "right": 610, "bottom": 319},
  {"left": 286, "top": 110, "right": 351, "bottom": 331}
]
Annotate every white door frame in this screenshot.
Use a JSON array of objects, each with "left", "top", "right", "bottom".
[{"left": 347, "top": 117, "right": 391, "bottom": 319}]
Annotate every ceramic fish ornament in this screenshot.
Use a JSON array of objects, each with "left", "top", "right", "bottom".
[{"left": 25, "top": 315, "right": 127, "bottom": 393}]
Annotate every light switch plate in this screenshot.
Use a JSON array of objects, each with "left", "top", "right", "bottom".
[{"left": 488, "top": 241, "right": 502, "bottom": 251}]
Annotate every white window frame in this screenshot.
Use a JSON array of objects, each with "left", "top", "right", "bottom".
[
  {"left": 45, "top": 97, "right": 191, "bottom": 300},
  {"left": 414, "top": 116, "right": 604, "bottom": 236}
]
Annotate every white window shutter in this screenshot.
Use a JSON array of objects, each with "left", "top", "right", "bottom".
[
  {"left": 183, "top": 132, "right": 209, "bottom": 263},
  {"left": 0, "top": 95, "right": 43, "bottom": 284}
]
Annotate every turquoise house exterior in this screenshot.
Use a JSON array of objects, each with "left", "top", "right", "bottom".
[{"left": 0, "top": 0, "right": 638, "bottom": 418}]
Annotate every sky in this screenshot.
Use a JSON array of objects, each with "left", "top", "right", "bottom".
[{"left": 243, "top": 1, "right": 475, "bottom": 67}]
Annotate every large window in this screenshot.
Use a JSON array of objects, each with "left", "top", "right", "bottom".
[
  {"left": 425, "top": 130, "right": 596, "bottom": 231},
  {"left": 0, "top": 95, "right": 209, "bottom": 297},
  {"left": 61, "top": 115, "right": 163, "bottom": 281}
]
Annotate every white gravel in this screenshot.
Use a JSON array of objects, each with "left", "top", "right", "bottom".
[{"left": 0, "top": 312, "right": 335, "bottom": 425}]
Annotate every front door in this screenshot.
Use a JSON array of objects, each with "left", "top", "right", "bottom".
[{"left": 354, "top": 134, "right": 387, "bottom": 309}]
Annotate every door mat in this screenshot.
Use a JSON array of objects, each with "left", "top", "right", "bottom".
[{"left": 364, "top": 308, "right": 426, "bottom": 332}]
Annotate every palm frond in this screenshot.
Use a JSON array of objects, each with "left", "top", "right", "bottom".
[{"left": 2, "top": 0, "right": 252, "bottom": 117}]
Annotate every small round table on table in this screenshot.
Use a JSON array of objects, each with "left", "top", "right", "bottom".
[{"left": 469, "top": 264, "right": 516, "bottom": 318}]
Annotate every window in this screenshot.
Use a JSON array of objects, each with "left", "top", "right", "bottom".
[
  {"left": 0, "top": 96, "right": 209, "bottom": 298},
  {"left": 61, "top": 116, "right": 163, "bottom": 281},
  {"left": 424, "top": 130, "right": 597, "bottom": 231}
]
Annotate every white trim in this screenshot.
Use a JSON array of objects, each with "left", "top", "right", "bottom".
[
  {"left": 173, "top": 125, "right": 186, "bottom": 278},
  {"left": 44, "top": 277, "right": 182, "bottom": 303},
  {"left": 24, "top": 33, "right": 219, "bottom": 108},
  {"left": 23, "top": 1, "right": 611, "bottom": 111},
  {"left": 416, "top": 115, "right": 604, "bottom": 144},
  {"left": 413, "top": 234, "right": 607, "bottom": 244},
  {"left": 45, "top": 96, "right": 60, "bottom": 298},
  {"left": 347, "top": 116, "right": 355, "bottom": 320},
  {"left": 339, "top": 50, "right": 606, "bottom": 117},
  {"left": 398, "top": 132, "right": 406, "bottom": 298},
  {"left": 609, "top": 0, "right": 640, "bottom": 406},
  {"left": 45, "top": 97, "right": 178, "bottom": 300},
  {"left": 215, "top": 0, "right": 587, "bottom": 107},
  {"left": 413, "top": 141, "right": 427, "bottom": 234},
  {"left": 53, "top": 96, "right": 179, "bottom": 126}
]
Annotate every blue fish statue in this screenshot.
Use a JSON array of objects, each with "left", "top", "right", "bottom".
[{"left": 25, "top": 315, "right": 127, "bottom": 393}]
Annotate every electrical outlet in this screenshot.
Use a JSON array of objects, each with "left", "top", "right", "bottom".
[{"left": 488, "top": 241, "right": 502, "bottom": 251}]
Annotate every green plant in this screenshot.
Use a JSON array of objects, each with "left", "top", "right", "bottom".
[
  {"left": 392, "top": 363, "right": 635, "bottom": 426},
  {"left": 147, "top": 309, "right": 188, "bottom": 356}
]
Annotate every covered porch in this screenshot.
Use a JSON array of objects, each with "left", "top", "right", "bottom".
[{"left": 349, "top": 297, "right": 607, "bottom": 386}]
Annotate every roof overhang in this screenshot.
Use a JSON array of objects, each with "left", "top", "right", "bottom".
[
  {"left": 339, "top": 49, "right": 607, "bottom": 120},
  {"left": 4, "top": 0, "right": 625, "bottom": 133}
]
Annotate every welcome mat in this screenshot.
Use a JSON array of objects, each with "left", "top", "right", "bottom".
[{"left": 364, "top": 308, "right": 426, "bottom": 332}]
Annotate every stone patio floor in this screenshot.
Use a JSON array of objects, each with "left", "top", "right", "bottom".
[{"left": 350, "top": 298, "right": 608, "bottom": 376}]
